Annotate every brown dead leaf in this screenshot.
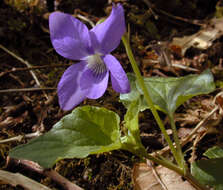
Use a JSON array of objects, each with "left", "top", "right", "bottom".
[
  {"left": 178, "top": 127, "right": 193, "bottom": 139},
  {"left": 171, "top": 18, "right": 223, "bottom": 55},
  {"left": 133, "top": 163, "right": 196, "bottom": 190},
  {"left": 175, "top": 109, "right": 203, "bottom": 127}
]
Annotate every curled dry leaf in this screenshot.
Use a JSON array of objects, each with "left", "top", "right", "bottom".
[
  {"left": 171, "top": 18, "right": 223, "bottom": 56},
  {"left": 133, "top": 163, "right": 196, "bottom": 190}
]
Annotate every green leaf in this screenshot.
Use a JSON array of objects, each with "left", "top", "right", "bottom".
[
  {"left": 121, "top": 99, "right": 148, "bottom": 157},
  {"left": 9, "top": 106, "right": 122, "bottom": 168},
  {"left": 120, "top": 69, "right": 215, "bottom": 115},
  {"left": 191, "top": 158, "right": 223, "bottom": 189},
  {"left": 204, "top": 146, "right": 223, "bottom": 159},
  {"left": 124, "top": 100, "right": 140, "bottom": 134},
  {"left": 120, "top": 73, "right": 147, "bottom": 111},
  {"left": 191, "top": 146, "right": 223, "bottom": 189},
  {"left": 123, "top": 99, "right": 143, "bottom": 145}
]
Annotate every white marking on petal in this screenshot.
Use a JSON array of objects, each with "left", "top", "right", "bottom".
[{"left": 86, "top": 54, "right": 107, "bottom": 76}]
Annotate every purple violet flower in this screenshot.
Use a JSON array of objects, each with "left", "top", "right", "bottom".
[{"left": 49, "top": 4, "right": 130, "bottom": 110}]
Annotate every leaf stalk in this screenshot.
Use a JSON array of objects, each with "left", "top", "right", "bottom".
[{"left": 122, "top": 34, "right": 180, "bottom": 166}]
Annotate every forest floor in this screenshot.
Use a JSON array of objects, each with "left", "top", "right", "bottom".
[{"left": 0, "top": 0, "right": 223, "bottom": 189}]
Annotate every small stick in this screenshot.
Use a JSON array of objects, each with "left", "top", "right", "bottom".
[
  {"left": 76, "top": 14, "right": 95, "bottom": 27},
  {"left": 0, "top": 131, "right": 42, "bottom": 144},
  {"left": 9, "top": 73, "right": 25, "bottom": 87},
  {"left": 155, "top": 8, "right": 204, "bottom": 26},
  {"left": 0, "top": 44, "right": 41, "bottom": 87},
  {"left": 0, "top": 136, "right": 23, "bottom": 144},
  {"left": 0, "top": 63, "right": 72, "bottom": 78},
  {"left": 172, "top": 63, "right": 199, "bottom": 72},
  {"left": 7, "top": 158, "right": 83, "bottom": 190},
  {"left": 180, "top": 106, "right": 218, "bottom": 147},
  {"left": 0, "top": 44, "right": 50, "bottom": 99},
  {"left": 146, "top": 159, "right": 168, "bottom": 190},
  {"left": 142, "top": 0, "right": 204, "bottom": 26},
  {"left": 152, "top": 106, "right": 218, "bottom": 156},
  {"left": 0, "top": 169, "right": 52, "bottom": 190},
  {"left": 142, "top": 0, "right": 159, "bottom": 20},
  {"left": 0, "top": 87, "right": 56, "bottom": 93},
  {"left": 44, "top": 170, "right": 83, "bottom": 190},
  {"left": 0, "top": 117, "right": 14, "bottom": 128}
]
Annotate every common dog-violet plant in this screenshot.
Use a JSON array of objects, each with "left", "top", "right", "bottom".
[
  {"left": 9, "top": 3, "right": 216, "bottom": 190},
  {"left": 49, "top": 4, "right": 130, "bottom": 110}
]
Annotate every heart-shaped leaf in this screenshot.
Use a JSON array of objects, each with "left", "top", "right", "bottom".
[
  {"left": 203, "top": 146, "right": 223, "bottom": 159},
  {"left": 9, "top": 106, "right": 122, "bottom": 168},
  {"left": 120, "top": 69, "right": 215, "bottom": 115},
  {"left": 191, "top": 146, "right": 223, "bottom": 190},
  {"left": 191, "top": 158, "right": 223, "bottom": 190},
  {"left": 120, "top": 74, "right": 147, "bottom": 111}
]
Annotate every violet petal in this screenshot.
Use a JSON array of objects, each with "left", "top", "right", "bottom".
[
  {"left": 104, "top": 54, "right": 130, "bottom": 93},
  {"left": 49, "top": 12, "right": 93, "bottom": 60},
  {"left": 57, "top": 62, "right": 87, "bottom": 110},
  {"left": 90, "top": 4, "right": 125, "bottom": 54},
  {"left": 80, "top": 69, "right": 109, "bottom": 99}
]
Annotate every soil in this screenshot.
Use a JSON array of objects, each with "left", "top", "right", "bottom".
[{"left": 0, "top": 0, "right": 223, "bottom": 189}]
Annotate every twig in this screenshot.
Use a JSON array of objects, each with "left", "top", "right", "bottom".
[
  {"left": 0, "top": 136, "right": 23, "bottom": 144},
  {"left": 7, "top": 158, "right": 83, "bottom": 190},
  {"left": 155, "top": 8, "right": 204, "bottom": 26},
  {"left": 9, "top": 73, "right": 25, "bottom": 87},
  {"left": 0, "top": 63, "right": 72, "bottom": 78},
  {"left": 213, "top": 91, "right": 223, "bottom": 105},
  {"left": 142, "top": 0, "right": 204, "bottom": 26},
  {"left": 0, "top": 169, "right": 52, "bottom": 190},
  {"left": 0, "top": 131, "right": 42, "bottom": 144},
  {"left": 0, "top": 44, "right": 51, "bottom": 99},
  {"left": 153, "top": 106, "right": 219, "bottom": 156},
  {"left": 172, "top": 63, "right": 199, "bottom": 72},
  {"left": 0, "top": 117, "right": 14, "bottom": 128},
  {"left": 180, "top": 106, "right": 218, "bottom": 147},
  {"left": 146, "top": 159, "right": 168, "bottom": 190},
  {"left": 44, "top": 170, "right": 83, "bottom": 190},
  {"left": 73, "top": 9, "right": 97, "bottom": 27},
  {"left": 141, "top": 0, "right": 159, "bottom": 20},
  {"left": 0, "top": 44, "right": 41, "bottom": 87},
  {"left": 76, "top": 14, "right": 95, "bottom": 27},
  {"left": 0, "top": 87, "right": 56, "bottom": 93}
]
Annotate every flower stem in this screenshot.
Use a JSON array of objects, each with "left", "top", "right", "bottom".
[
  {"left": 121, "top": 136, "right": 183, "bottom": 175},
  {"left": 146, "top": 153, "right": 209, "bottom": 190},
  {"left": 169, "top": 114, "right": 186, "bottom": 172},
  {"left": 122, "top": 34, "right": 180, "bottom": 166},
  {"left": 146, "top": 154, "right": 183, "bottom": 175},
  {"left": 121, "top": 33, "right": 208, "bottom": 190}
]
